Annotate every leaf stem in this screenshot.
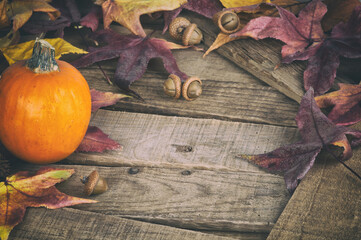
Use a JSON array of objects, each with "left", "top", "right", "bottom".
[
  {"left": 75, "top": 25, "right": 113, "bottom": 85},
  {"left": 324, "top": 145, "right": 361, "bottom": 181},
  {"left": 310, "top": 97, "right": 361, "bottom": 182}
]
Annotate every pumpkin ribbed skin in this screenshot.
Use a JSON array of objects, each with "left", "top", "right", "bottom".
[{"left": 0, "top": 60, "right": 91, "bottom": 164}]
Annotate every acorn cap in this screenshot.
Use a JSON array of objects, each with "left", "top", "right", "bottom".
[
  {"left": 213, "top": 11, "right": 241, "bottom": 34},
  {"left": 169, "top": 17, "right": 191, "bottom": 41},
  {"left": 83, "top": 170, "right": 108, "bottom": 196},
  {"left": 163, "top": 74, "right": 182, "bottom": 99},
  {"left": 182, "top": 24, "right": 203, "bottom": 46},
  {"left": 182, "top": 77, "right": 202, "bottom": 101}
]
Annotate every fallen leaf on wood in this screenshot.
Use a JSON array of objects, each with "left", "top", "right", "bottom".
[
  {"left": 315, "top": 84, "right": 361, "bottom": 126},
  {"left": 205, "top": 0, "right": 306, "bottom": 56},
  {"left": 0, "top": 0, "right": 60, "bottom": 32},
  {"left": 204, "top": 32, "right": 245, "bottom": 57},
  {"left": 72, "top": 29, "right": 188, "bottom": 95},
  {"left": 76, "top": 126, "right": 121, "bottom": 153},
  {"left": 0, "top": 38, "right": 87, "bottom": 65},
  {"left": 95, "top": 0, "right": 187, "bottom": 37},
  {"left": 239, "top": 88, "right": 361, "bottom": 191},
  {"left": 162, "top": 0, "right": 223, "bottom": 33},
  {"left": 91, "top": 89, "right": 131, "bottom": 112},
  {"left": 0, "top": 167, "right": 96, "bottom": 240},
  {"left": 232, "top": 0, "right": 361, "bottom": 96}
]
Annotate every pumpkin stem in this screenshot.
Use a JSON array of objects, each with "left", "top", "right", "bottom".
[{"left": 26, "top": 38, "right": 59, "bottom": 73}]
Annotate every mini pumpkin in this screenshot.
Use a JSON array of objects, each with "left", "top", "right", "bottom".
[{"left": 0, "top": 39, "right": 91, "bottom": 164}]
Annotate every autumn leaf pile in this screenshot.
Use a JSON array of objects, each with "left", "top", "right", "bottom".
[{"left": 0, "top": 0, "right": 361, "bottom": 238}]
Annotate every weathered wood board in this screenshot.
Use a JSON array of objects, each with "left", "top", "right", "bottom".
[
  {"left": 11, "top": 208, "right": 233, "bottom": 240},
  {"left": 185, "top": 12, "right": 353, "bottom": 103},
  {"left": 62, "top": 26, "right": 299, "bottom": 127},
  {"left": 68, "top": 110, "right": 299, "bottom": 170},
  {"left": 267, "top": 125, "right": 361, "bottom": 239},
  {"left": 79, "top": 53, "right": 299, "bottom": 127},
  {"left": 10, "top": 163, "right": 289, "bottom": 235}
]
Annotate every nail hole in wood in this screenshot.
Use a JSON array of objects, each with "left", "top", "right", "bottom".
[
  {"left": 181, "top": 170, "right": 192, "bottom": 176},
  {"left": 128, "top": 167, "right": 140, "bottom": 175}
]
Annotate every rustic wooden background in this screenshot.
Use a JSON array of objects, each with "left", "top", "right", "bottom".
[{"left": 3, "top": 11, "right": 361, "bottom": 240}]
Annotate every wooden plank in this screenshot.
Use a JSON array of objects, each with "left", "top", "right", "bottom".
[
  {"left": 41, "top": 164, "right": 289, "bottom": 233},
  {"left": 64, "top": 26, "right": 299, "bottom": 127},
  {"left": 267, "top": 127, "right": 361, "bottom": 239},
  {"left": 185, "top": 12, "right": 352, "bottom": 103},
  {"left": 67, "top": 110, "right": 299, "bottom": 170},
  {"left": 11, "top": 208, "right": 233, "bottom": 240}
]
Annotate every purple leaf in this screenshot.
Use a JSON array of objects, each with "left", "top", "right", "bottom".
[
  {"left": 72, "top": 29, "right": 188, "bottom": 94},
  {"left": 303, "top": 42, "right": 340, "bottom": 96},
  {"left": 76, "top": 126, "right": 121, "bottom": 153},
  {"left": 330, "top": 5, "right": 361, "bottom": 59},
  {"left": 162, "top": 0, "right": 223, "bottom": 33},
  {"left": 91, "top": 89, "right": 130, "bottom": 112},
  {"left": 239, "top": 88, "right": 361, "bottom": 191},
  {"left": 80, "top": 5, "right": 102, "bottom": 31}
]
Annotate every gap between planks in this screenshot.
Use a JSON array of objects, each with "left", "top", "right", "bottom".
[
  {"left": 13, "top": 163, "right": 290, "bottom": 235},
  {"left": 67, "top": 109, "right": 299, "bottom": 172},
  {"left": 64, "top": 25, "right": 299, "bottom": 128},
  {"left": 184, "top": 12, "right": 354, "bottom": 103}
]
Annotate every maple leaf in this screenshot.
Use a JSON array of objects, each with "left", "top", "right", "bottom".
[
  {"left": 204, "top": 0, "right": 307, "bottom": 57},
  {"left": 0, "top": 38, "right": 87, "bottom": 65},
  {"left": 95, "top": 0, "right": 187, "bottom": 37},
  {"left": 1, "top": 0, "right": 60, "bottom": 32},
  {"left": 315, "top": 83, "right": 361, "bottom": 126},
  {"left": 0, "top": 167, "right": 96, "bottom": 240},
  {"left": 239, "top": 88, "right": 361, "bottom": 191},
  {"left": 76, "top": 126, "right": 121, "bottom": 153},
  {"left": 72, "top": 29, "right": 188, "bottom": 95},
  {"left": 90, "top": 89, "right": 131, "bottom": 112},
  {"left": 162, "top": 0, "right": 223, "bottom": 33},
  {"left": 232, "top": 0, "right": 361, "bottom": 96}
]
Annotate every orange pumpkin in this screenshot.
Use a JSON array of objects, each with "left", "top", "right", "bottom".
[{"left": 0, "top": 39, "right": 91, "bottom": 164}]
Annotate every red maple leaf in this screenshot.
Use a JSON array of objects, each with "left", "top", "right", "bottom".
[
  {"left": 239, "top": 88, "right": 361, "bottom": 191},
  {"left": 76, "top": 126, "right": 121, "bottom": 153},
  {"left": 232, "top": 0, "right": 361, "bottom": 96}
]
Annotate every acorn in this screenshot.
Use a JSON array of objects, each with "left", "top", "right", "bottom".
[
  {"left": 213, "top": 11, "right": 241, "bottom": 34},
  {"left": 182, "top": 77, "right": 202, "bottom": 101},
  {"left": 169, "top": 17, "right": 191, "bottom": 41},
  {"left": 182, "top": 23, "right": 203, "bottom": 46},
  {"left": 81, "top": 170, "right": 108, "bottom": 196},
  {"left": 163, "top": 74, "right": 182, "bottom": 99}
]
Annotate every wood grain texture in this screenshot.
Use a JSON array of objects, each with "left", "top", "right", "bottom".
[
  {"left": 267, "top": 125, "right": 361, "bottom": 239},
  {"left": 11, "top": 208, "right": 233, "bottom": 240},
  {"left": 185, "top": 13, "right": 352, "bottom": 103},
  {"left": 48, "top": 164, "right": 289, "bottom": 233},
  {"left": 65, "top": 26, "right": 299, "bottom": 127},
  {"left": 67, "top": 110, "right": 299, "bottom": 170}
]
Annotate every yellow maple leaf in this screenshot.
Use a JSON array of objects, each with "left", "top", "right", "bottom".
[
  {"left": 0, "top": 38, "right": 87, "bottom": 65},
  {"left": 95, "top": 0, "right": 187, "bottom": 37},
  {"left": 220, "top": 0, "right": 272, "bottom": 8}
]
